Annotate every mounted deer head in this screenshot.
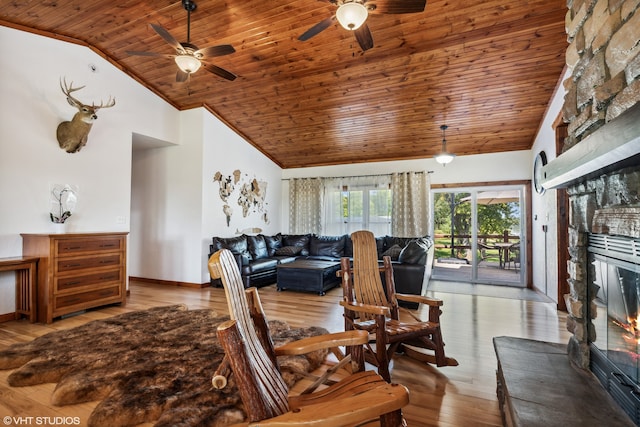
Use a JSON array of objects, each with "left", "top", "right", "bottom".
[{"left": 56, "top": 78, "right": 115, "bottom": 153}]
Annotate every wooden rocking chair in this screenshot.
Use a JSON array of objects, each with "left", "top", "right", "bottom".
[
  {"left": 339, "top": 230, "right": 458, "bottom": 383},
  {"left": 208, "top": 249, "right": 409, "bottom": 427}
]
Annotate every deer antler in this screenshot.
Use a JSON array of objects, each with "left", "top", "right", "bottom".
[
  {"left": 60, "top": 77, "right": 116, "bottom": 110},
  {"left": 60, "top": 77, "right": 86, "bottom": 108},
  {"left": 93, "top": 96, "right": 116, "bottom": 110}
]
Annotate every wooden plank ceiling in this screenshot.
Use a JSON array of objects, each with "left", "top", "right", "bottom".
[{"left": 0, "top": 0, "right": 567, "bottom": 169}]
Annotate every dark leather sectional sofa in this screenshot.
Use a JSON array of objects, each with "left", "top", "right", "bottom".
[{"left": 209, "top": 233, "right": 435, "bottom": 305}]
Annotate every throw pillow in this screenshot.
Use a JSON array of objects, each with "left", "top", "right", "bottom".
[
  {"left": 398, "top": 239, "right": 429, "bottom": 265},
  {"left": 382, "top": 244, "right": 403, "bottom": 261},
  {"left": 263, "top": 233, "right": 282, "bottom": 256},
  {"left": 247, "top": 235, "right": 268, "bottom": 260},
  {"left": 274, "top": 245, "right": 303, "bottom": 256},
  {"left": 309, "top": 235, "right": 346, "bottom": 258},
  {"left": 282, "top": 234, "right": 311, "bottom": 256}
]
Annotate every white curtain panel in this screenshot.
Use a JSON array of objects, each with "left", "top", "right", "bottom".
[
  {"left": 391, "top": 171, "right": 430, "bottom": 237},
  {"left": 322, "top": 175, "right": 391, "bottom": 236},
  {"left": 288, "top": 178, "right": 323, "bottom": 234}
]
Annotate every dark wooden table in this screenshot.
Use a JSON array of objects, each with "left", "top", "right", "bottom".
[
  {"left": 0, "top": 256, "right": 39, "bottom": 322},
  {"left": 276, "top": 259, "right": 341, "bottom": 295}
]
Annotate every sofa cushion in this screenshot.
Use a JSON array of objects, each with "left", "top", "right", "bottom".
[
  {"left": 262, "top": 233, "right": 282, "bottom": 256},
  {"left": 344, "top": 236, "right": 353, "bottom": 257},
  {"left": 309, "top": 235, "right": 346, "bottom": 258},
  {"left": 375, "top": 237, "right": 385, "bottom": 258},
  {"left": 282, "top": 234, "right": 311, "bottom": 256},
  {"left": 398, "top": 239, "right": 429, "bottom": 265},
  {"left": 275, "top": 245, "right": 304, "bottom": 256},
  {"left": 247, "top": 235, "right": 269, "bottom": 260},
  {"left": 382, "top": 244, "right": 403, "bottom": 261},
  {"left": 242, "top": 258, "right": 278, "bottom": 275},
  {"left": 384, "top": 236, "right": 414, "bottom": 251},
  {"left": 212, "top": 236, "right": 250, "bottom": 264},
  {"left": 273, "top": 256, "right": 298, "bottom": 264}
]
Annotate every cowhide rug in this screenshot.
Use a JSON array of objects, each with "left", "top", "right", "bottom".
[{"left": 0, "top": 305, "right": 329, "bottom": 427}]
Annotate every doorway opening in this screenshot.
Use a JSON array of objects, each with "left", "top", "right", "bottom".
[{"left": 431, "top": 186, "right": 525, "bottom": 286}]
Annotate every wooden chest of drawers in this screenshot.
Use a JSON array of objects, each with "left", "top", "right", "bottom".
[{"left": 21, "top": 232, "right": 128, "bottom": 323}]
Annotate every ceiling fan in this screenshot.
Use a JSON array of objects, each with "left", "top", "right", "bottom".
[
  {"left": 126, "top": 0, "right": 236, "bottom": 82},
  {"left": 298, "top": 0, "right": 427, "bottom": 52}
]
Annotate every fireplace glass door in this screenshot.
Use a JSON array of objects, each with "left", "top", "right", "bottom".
[{"left": 591, "top": 252, "right": 640, "bottom": 384}]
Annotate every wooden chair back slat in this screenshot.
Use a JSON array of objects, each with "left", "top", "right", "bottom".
[
  {"left": 209, "top": 249, "right": 289, "bottom": 420},
  {"left": 351, "top": 230, "right": 390, "bottom": 318}
]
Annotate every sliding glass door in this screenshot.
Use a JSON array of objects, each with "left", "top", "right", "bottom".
[{"left": 431, "top": 186, "right": 525, "bottom": 286}]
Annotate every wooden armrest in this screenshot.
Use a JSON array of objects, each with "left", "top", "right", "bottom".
[
  {"left": 263, "top": 375, "right": 409, "bottom": 426},
  {"left": 274, "top": 330, "right": 369, "bottom": 356},
  {"left": 340, "top": 300, "right": 391, "bottom": 316},
  {"left": 395, "top": 293, "right": 443, "bottom": 306}
]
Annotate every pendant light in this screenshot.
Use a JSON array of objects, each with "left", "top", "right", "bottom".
[{"left": 434, "top": 124, "right": 456, "bottom": 165}]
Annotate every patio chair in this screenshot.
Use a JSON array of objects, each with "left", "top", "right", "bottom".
[
  {"left": 208, "top": 248, "right": 409, "bottom": 427},
  {"left": 478, "top": 241, "right": 495, "bottom": 261},
  {"left": 506, "top": 243, "right": 520, "bottom": 271},
  {"left": 339, "top": 230, "right": 458, "bottom": 383}
]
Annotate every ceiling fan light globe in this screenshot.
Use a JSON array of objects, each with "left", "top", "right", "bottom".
[
  {"left": 434, "top": 152, "right": 455, "bottom": 165},
  {"left": 336, "top": 2, "right": 368, "bottom": 30},
  {"left": 175, "top": 55, "right": 202, "bottom": 73}
]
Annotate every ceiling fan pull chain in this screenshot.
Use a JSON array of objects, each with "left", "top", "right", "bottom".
[{"left": 187, "top": 7, "right": 191, "bottom": 43}]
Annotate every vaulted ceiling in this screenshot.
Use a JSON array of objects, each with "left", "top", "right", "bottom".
[{"left": 0, "top": 0, "right": 567, "bottom": 169}]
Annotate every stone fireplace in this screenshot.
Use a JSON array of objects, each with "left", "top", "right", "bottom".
[{"left": 540, "top": 0, "right": 640, "bottom": 422}]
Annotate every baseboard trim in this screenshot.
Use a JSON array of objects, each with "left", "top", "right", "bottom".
[
  {"left": 0, "top": 312, "right": 18, "bottom": 323},
  {"left": 129, "top": 276, "right": 210, "bottom": 289}
]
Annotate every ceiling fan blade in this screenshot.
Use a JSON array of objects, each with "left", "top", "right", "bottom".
[
  {"left": 354, "top": 24, "right": 374, "bottom": 51},
  {"left": 150, "top": 23, "right": 185, "bottom": 53},
  {"left": 298, "top": 15, "right": 336, "bottom": 41},
  {"left": 203, "top": 63, "right": 237, "bottom": 81},
  {"left": 367, "top": 0, "right": 426, "bottom": 14},
  {"left": 195, "top": 44, "right": 236, "bottom": 58},
  {"left": 126, "top": 50, "right": 174, "bottom": 59},
  {"left": 176, "top": 69, "right": 190, "bottom": 83}
]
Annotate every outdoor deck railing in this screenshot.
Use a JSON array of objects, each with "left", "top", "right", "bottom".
[{"left": 434, "top": 231, "right": 519, "bottom": 252}]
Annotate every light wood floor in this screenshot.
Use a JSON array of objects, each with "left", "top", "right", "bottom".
[{"left": 0, "top": 280, "right": 571, "bottom": 426}]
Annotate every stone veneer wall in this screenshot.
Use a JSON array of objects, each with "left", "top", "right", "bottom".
[{"left": 562, "top": 0, "right": 640, "bottom": 368}]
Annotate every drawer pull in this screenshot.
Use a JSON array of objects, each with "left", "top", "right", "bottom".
[
  {"left": 99, "top": 260, "right": 116, "bottom": 264},
  {"left": 64, "top": 246, "right": 82, "bottom": 250},
  {"left": 99, "top": 244, "right": 117, "bottom": 248},
  {"left": 64, "top": 263, "right": 82, "bottom": 268},
  {"left": 64, "top": 281, "right": 82, "bottom": 286}
]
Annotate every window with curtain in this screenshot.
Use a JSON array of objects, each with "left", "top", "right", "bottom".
[
  {"left": 323, "top": 175, "right": 392, "bottom": 236},
  {"left": 288, "top": 172, "right": 430, "bottom": 237}
]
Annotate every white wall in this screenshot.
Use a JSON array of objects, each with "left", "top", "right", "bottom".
[
  {"left": 530, "top": 69, "right": 570, "bottom": 301},
  {"left": 129, "top": 110, "right": 205, "bottom": 284},
  {"left": 0, "top": 26, "right": 179, "bottom": 315},
  {"left": 130, "top": 108, "right": 282, "bottom": 285}
]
